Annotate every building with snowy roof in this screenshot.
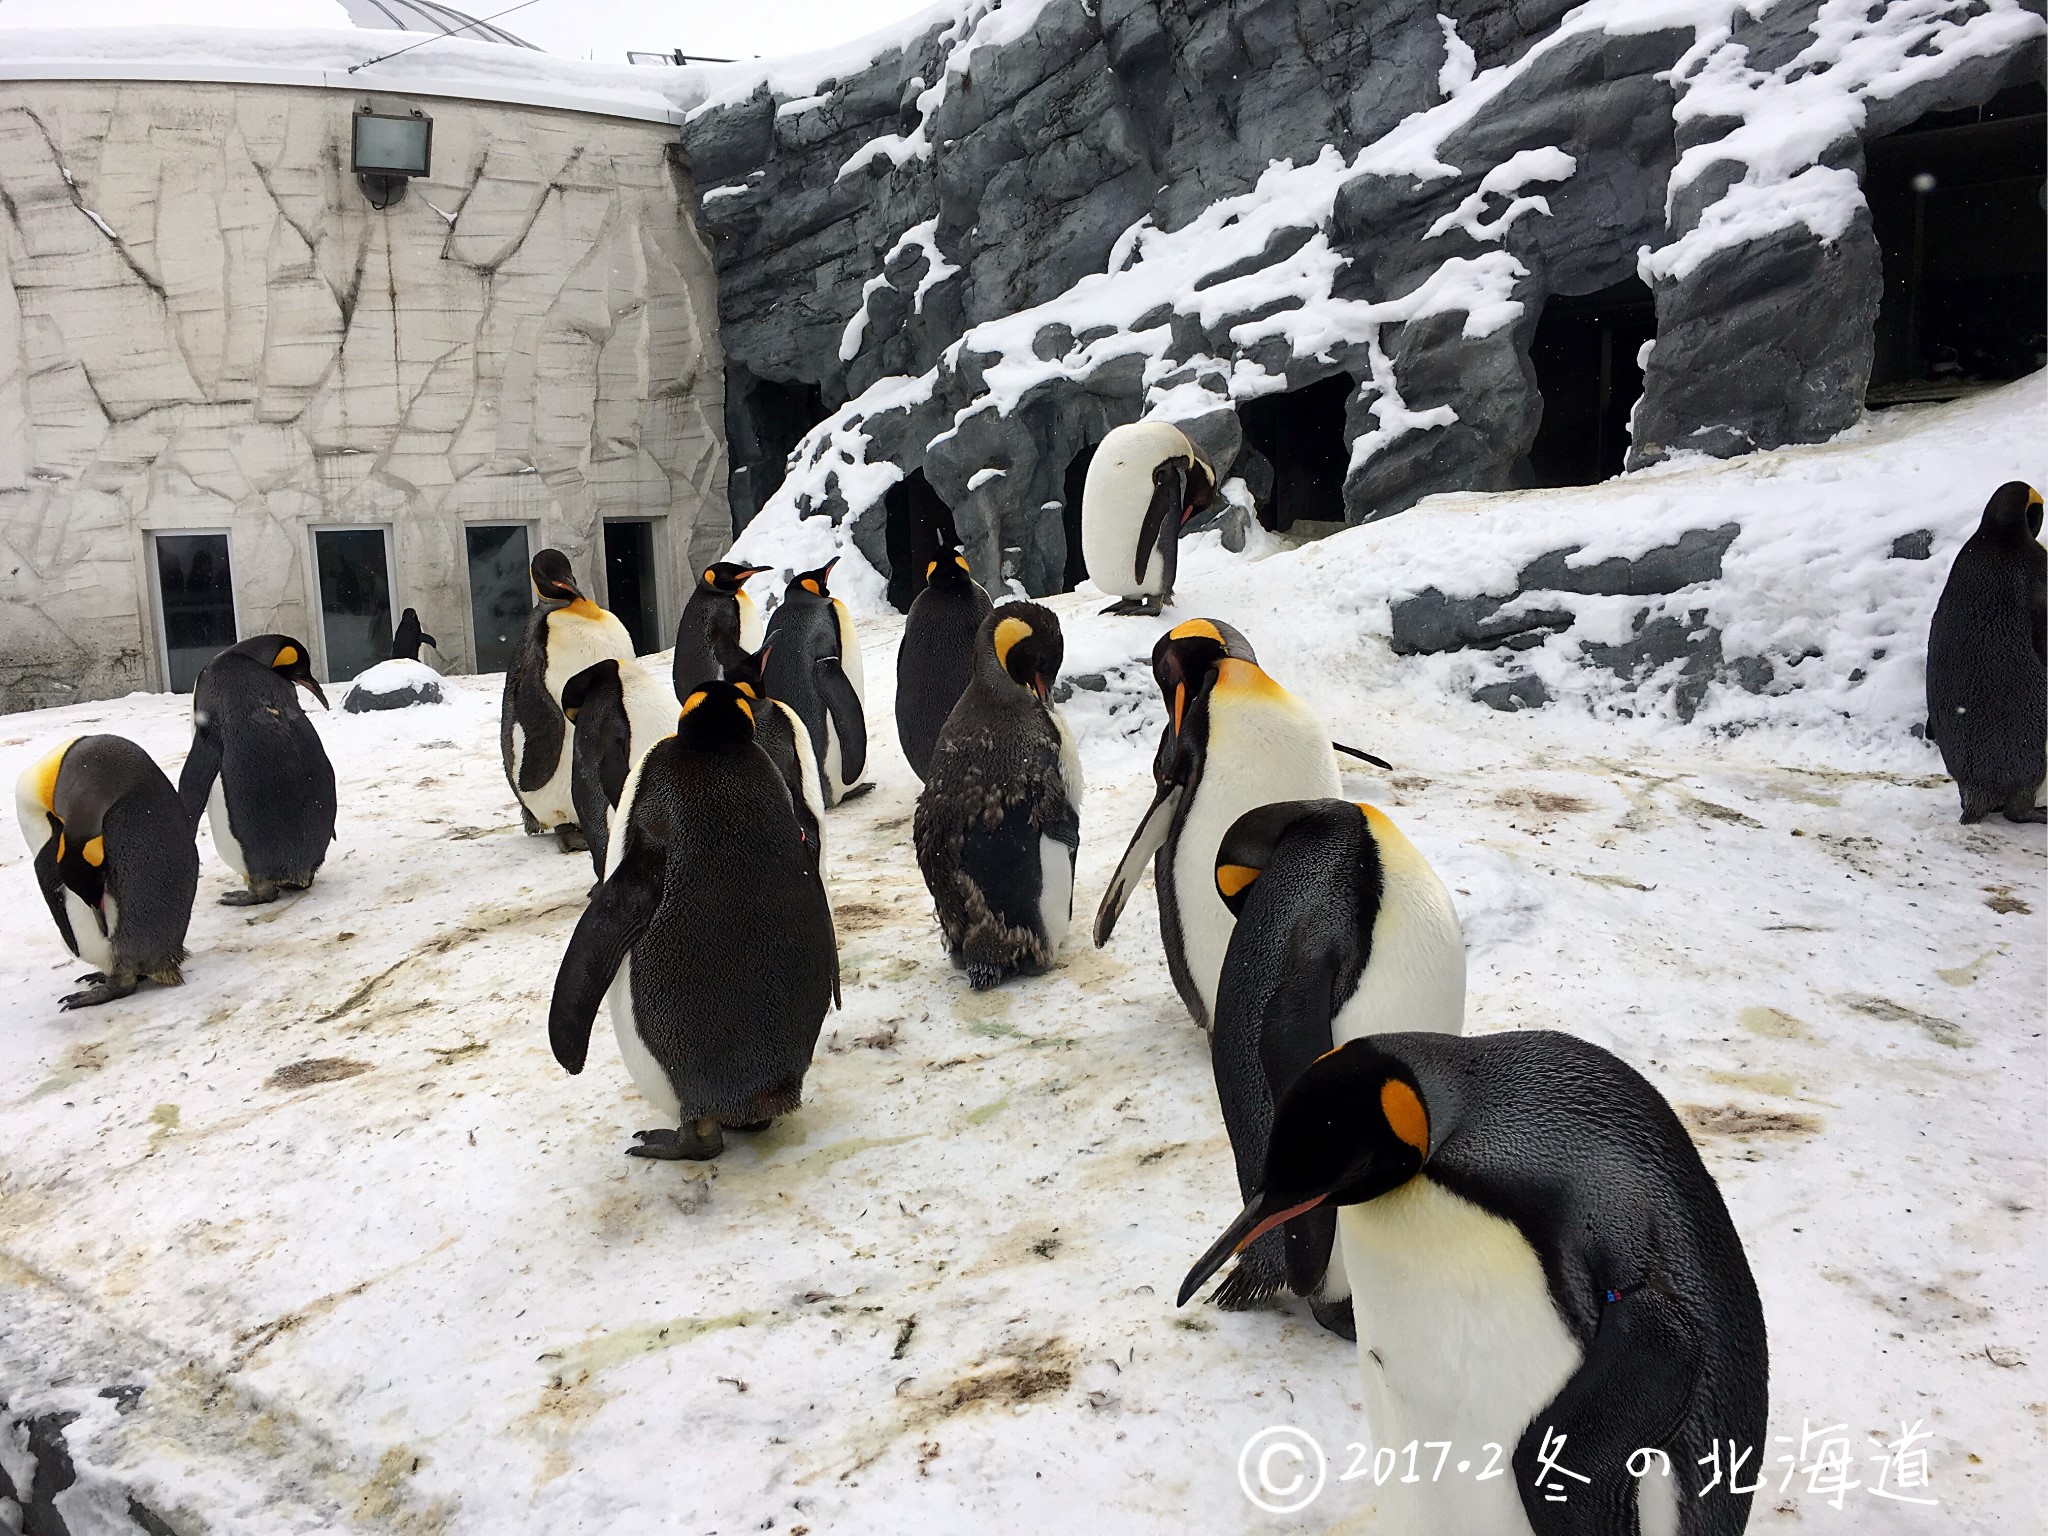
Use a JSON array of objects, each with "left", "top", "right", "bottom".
[{"left": 0, "top": 0, "right": 727, "bottom": 710}]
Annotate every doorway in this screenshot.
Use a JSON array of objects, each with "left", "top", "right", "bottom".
[
  {"left": 466, "top": 523, "right": 532, "bottom": 674},
  {"left": 1060, "top": 442, "right": 1097, "bottom": 591},
  {"left": 1237, "top": 373, "right": 1355, "bottom": 530},
  {"left": 728, "top": 373, "right": 830, "bottom": 531},
  {"left": 313, "top": 526, "right": 394, "bottom": 682},
  {"left": 151, "top": 531, "right": 237, "bottom": 692},
  {"left": 603, "top": 519, "right": 661, "bottom": 654},
  {"left": 1525, "top": 279, "right": 1656, "bottom": 486},
  {"left": 881, "top": 470, "right": 958, "bottom": 612}
]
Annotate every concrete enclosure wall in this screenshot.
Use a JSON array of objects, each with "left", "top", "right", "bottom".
[{"left": 0, "top": 79, "right": 728, "bottom": 711}]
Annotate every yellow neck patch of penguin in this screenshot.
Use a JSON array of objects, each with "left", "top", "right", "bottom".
[
  {"left": 565, "top": 597, "right": 604, "bottom": 622},
  {"left": 1382, "top": 1078, "right": 1430, "bottom": 1156},
  {"left": 1168, "top": 618, "right": 1225, "bottom": 644},
  {"left": 272, "top": 644, "right": 298, "bottom": 669},
  {"left": 29, "top": 739, "right": 72, "bottom": 813},
  {"left": 1215, "top": 862, "right": 1261, "bottom": 899},
  {"left": 993, "top": 616, "right": 1033, "bottom": 671},
  {"left": 1213, "top": 657, "right": 1286, "bottom": 701},
  {"left": 2030, "top": 486, "right": 2044, "bottom": 508},
  {"left": 1355, "top": 801, "right": 1433, "bottom": 880}
]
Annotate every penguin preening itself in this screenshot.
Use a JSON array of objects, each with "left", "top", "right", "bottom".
[
  {"left": 1095, "top": 619, "right": 1342, "bottom": 1031},
  {"left": 548, "top": 682, "right": 839, "bottom": 1161},
  {"left": 895, "top": 542, "right": 994, "bottom": 781},
  {"left": 17, "top": 735, "right": 199, "bottom": 1009},
  {"left": 762, "top": 559, "right": 870, "bottom": 805},
  {"left": 500, "top": 549, "right": 635, "bottom": 853},
  {"left": 1926, "top": 480, "right": 2045, "bottom": 824},
  {"left": 672, "top": 561, "right": 770, "bottom": 699},
  {"left": 178, "top": 636, "right": 336, "bottom": 906},
  {"left": 1204, "top": 798, "right": 1465, "bottom": 1340},
  {"left": 343, "top": 608, "right": 443, "bottom": 713},
  {"left": 561, "top": 656, "right": 681, "bottom": 883},
  {"left": 913, "top": 602, "right": 1082, "bottom": 990},
  {"left": 1080, "top": 421, "right": 1216, "bottom": 616},
  {"left": 1181, "top": 1031, "right": 1768, "bottom": 1536}
]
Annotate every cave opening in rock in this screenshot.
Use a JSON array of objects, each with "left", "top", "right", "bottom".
[
  {"left": 1525, "top": 278, "right": 1657, "bottom": 487},
  {"left": 1236, "top": 372, "right": 1355, "bottom": 532},
  {"left": 1864, "top": 83, "right": 2046, "bottom": 406},
  {"left": 882, "top": 469, "right": 958, "bottom": 612},
  {"left": 1059, "top": 440, "right": 1098, "bottom": 591},
  {"left": 727, "top": 372, "right": 829, "bottom": 532}
]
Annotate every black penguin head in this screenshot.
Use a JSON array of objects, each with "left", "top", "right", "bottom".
[
  {"left": 1176, "top": 443, "right": 1219, "bottom": 527},
  {"left": 560, "top": 658, "right": 622, "bottom": 723},
  {"left": 51, "top": 818, "right": 108, "bottom": 910},
  {"left": 234, "top": 635, "right": 328, "bottom": 709},
  {"left": 1982, "top": 481, "right": 2044, "bottom": 541},
  {"left": 676, "top": 681, "right": 757, "bottom": 753},
  {"left": 725, "top": 647, "right": 767, "bottom": 696},
  {"left": 1212, "top": 799, "right": 1344, "bottom": 917},
  {"left": 1178, "top": 1038, "right": 1431, "bottom": 1307},
  {"left": 924, "top": 544, "right": 976, "bottom": 594},
  {"left": 984, "top": 602, "right": 1064, "bottom": 702},
  {"left": 703, "top": 561, "right": 770, "bottom": 595},
  {"left": 791, "top": 558, "right": 840, "bottom": 599},
  {"left": 1152, "top": 618, "right": 1258, "bottom": 746},
  {"left": 531, "top": 548, "right": 582, "bottom": 603}
]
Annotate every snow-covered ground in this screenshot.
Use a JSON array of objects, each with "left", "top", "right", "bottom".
[{"left": 1, "top": 386, "right": 2042, "bottom": 1534}]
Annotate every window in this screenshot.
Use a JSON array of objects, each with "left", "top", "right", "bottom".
[
  {"left": 466, "top": 524, "right": 533, "bottom": 674},
  {"left": 603, "top": 519, "right": 662, "bottom": 655},
  {"left": 151, "top": 531, "right": 237, "bottom": 693},
  {"left": 313, "top": 527, "right": 394, "bottom": 682}
]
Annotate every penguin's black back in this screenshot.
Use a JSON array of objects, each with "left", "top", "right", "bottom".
[
  {"left": 752, "top": 701, "right": 823, "bottom": 875},
  {"left": 390, "top": 608, "right": 435, "bottom": 661},
  {"left": 191, "top": 654, "right": 336, "bottom": 885},
  {"left": 622, "top": 738, "right": 837, "bottom": 1121},
  {"left": 673, "top": 586, "right": 741, "bottom": 699},
  {"left": 565, "top": 660, "right": 631, "bottom": 880},
  {"left": 501, "top": 597, "right": 569, "bottom": 796},
  {"left": 1926, "top": 488, "right": 2046, "bottom": 812},
  {"left": 895, "top": 575, "right": 993, "bottom": 781},
  {"left": 55, "top": 735, "right": 198, "bottom": 976}
]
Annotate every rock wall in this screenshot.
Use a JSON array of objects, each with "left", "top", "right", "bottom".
[
  {"left": 0, "top": 81, "right": 728, "bottom": 712},
  {"left": 684, "top": 0, "right": 2044, "bottom": 601}
]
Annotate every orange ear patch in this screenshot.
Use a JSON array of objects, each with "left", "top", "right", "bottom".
[
  {"left": 801, "top": 579, "right": 821, "bottom": 595},
  {"left": 1381, "top": 1079, "right": 1429, "bottom": 1156},
  {"left": 680, "top": 691, "right": 707, "bottom": 717},
  {"left": 1216, "top": 863, "right": 1261, "bottom": 899},
  {"left": 82, "top": 836, "right": 104, "bottom": 867},
  {"left": 926, "top": 560, "right": 939, "bottom": 579},
  {"left": 272, "top": 645, "right": 299, "bottom": 669},
  {"left": 1167, "top": 618, "right": 1224, "bottom": 644}
]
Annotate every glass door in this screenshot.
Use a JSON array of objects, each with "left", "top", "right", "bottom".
[
  {"left": 152, "top": 532, "right": 237, "bottom": 692},
  {"left": 314, "top": 527, "right": 394, "bottom": 682},
  {"left": 602, "top": 519, "right": 660, "bottom": 655},
  {"left": 466, "top": 524, "right": 532, "bottom": 674}
]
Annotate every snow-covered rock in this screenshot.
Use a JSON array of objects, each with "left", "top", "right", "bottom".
[{"left": 342, "top": 658, "right": 446, "bottom": 712}]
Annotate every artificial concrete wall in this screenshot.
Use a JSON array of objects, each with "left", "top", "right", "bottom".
[{"left": 0, "top": 78, "right": 728, "bottom": 712}]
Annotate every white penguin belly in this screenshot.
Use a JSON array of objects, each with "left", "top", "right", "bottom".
[
  {"left": 1338, "top": 1180, "right": 1582, "bottom": 1536},
  {"left": 738, "top": 590, "right": 765, "bottom": 654},
  {"left": 522, "top": 734, "right": 580, "bottom": 831},
  {"left": 206, "top": 777, "right": 248, "bottom": 879},
  {"left": 1038, "top": 835, "right": 1074, "bottom": 958},
  {"left": 607, "top": 956, "right": 682, "bottom": 1124},
  {"left": 1333, "top": 816, "right": 1467, "bottom": 1044},
  {"left": 778, "top": 702, "right": 830, "bottom": 886},
  {"left": 823, "top": 715, "right": 846, "bottom": 801},
  {"left": 533, "top": 608, "right": 637, "bottom": 829},
  {"left": 64, "top": 887, "right": 114, "bottom": 971}
]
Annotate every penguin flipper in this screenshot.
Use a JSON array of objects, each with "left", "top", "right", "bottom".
[
  {"left": 1512, "top": 1286, "right": 1701, "bottom": 1535},
  {"left": 30, "top": 826, "right": 76, "bottom": 954},
  {"left": 176, "top": 723, "right": 222, "bottom": 828},
  {"left": 1093, "top": 783, "right": 1182, "bottom": 946},
  {"left": 1332, "top": 740, "right": 1393, "bottom": 771},
  {"left": 548, "top": 836, "right": 664, "bottom": 1074},
  {"left": 816, "top": 656, "right": 867, "bottom": 786}
]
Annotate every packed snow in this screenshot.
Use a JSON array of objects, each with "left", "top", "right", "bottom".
[{"left": 0, "top": 381, "right": 2040, "bottom": 1531}]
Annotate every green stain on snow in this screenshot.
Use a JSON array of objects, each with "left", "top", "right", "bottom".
[
  {"left": 964, "top": 1096, "right": 1008, "bottom": 1126},
  {"left": 545, "top": 1311, "right": 766, "bottom": 1376},
  {"left": 791, "top": 1134, "right": 923, "bottom": 1175}
]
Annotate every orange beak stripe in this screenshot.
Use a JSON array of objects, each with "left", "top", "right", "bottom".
[
  {"left": 1234, "top": 1195, "right": 1327, "bottom": 1255},
  {"left": 1173, "top": 682, "right": 1186, "bottom": 734}
]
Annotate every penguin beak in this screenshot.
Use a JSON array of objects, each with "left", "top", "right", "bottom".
[
  {"left": 1177, "top": 1191, "right": 1327, "bottom": 1307},
  {"left": 1031, "top": 674, "right": 1050, "bottom": 704},
  {"left": 299, "top": 677, "right": 330, "bottom": 710}
]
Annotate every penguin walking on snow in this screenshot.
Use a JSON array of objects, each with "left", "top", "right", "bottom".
[
  {"left": 914, "top": 602, "right": 1082, "bottom": 989},
  {"left": 1080, "top": 421, "right": 1216, "bottom": 616},
  {"left": 672, "top": 561, "right": 770, "bottom": 698},
  {"left": 763, "top": 559, "right": 870, "bottom": 804},
  {"left": 17, "top": 734, "right": 198, "bottom": 1009},
  {"left": 501, "top": 549, "right": 636, "bottom": 853},
  {"left": 1203, "top": 798, "right": 1465, "bottom": 1340},
  {"left": 343, "top": 608, "right": 443, "bottom": 713},
  {"left": 179, "top": 636, "right": 336, "bottom": 905},
  {"left": 1926, "top": 480, "right": 2045, "bottom": 823},
  {"left": 1181, "top": 1031, "right": 1768, "bottom": 1536},
  {"left": 1095, "top": 619, "right": 1341, "bottom": 1030},
  {"left": 896, "top": 542, "right": 994, "bottom": 781},
  {"left": 548, "top": 682, "right": 838, "bottom": 1161},
  {"left": 561, "top": 656, "right": 681, "bottom": 882}
]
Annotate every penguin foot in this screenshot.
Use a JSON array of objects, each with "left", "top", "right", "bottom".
[
  {"left": 1308, "top": 1296, "right": 1358, "bottom": 1342},
  {"left": 965, "top": 962, "right": 1006, "bottom": 991},
  {"left": 2005, "top": 804, "right": 2048, "bottom": 824},
  {"left": 75, "top": 970, "right": 108, "bottom": 984},
  {"left": 554, "top": 824, "right": 588, "bottom": 854},
  {"left": 835, "top": 781, "right": 876, "bottom": 804},
  {"left": 220, "top": 882, "right": 281, "bottom": 906},
  {"left": 60, "top": 974, "right": 139, "bottom": 1010},
  {"left": 1097, "top": 596, "right": 1165, "bottom": 617},
  {"left": 627, "top": 1120, "right": 724, "bottom": 1161}
]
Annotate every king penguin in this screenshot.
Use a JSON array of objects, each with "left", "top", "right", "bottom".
[
  {"left": 1080, "top": 421, "right": 1216, "bottom": 616},
  {"left": 17, "top": 734, "right": 199, "bottom": 1009},
  {"left": 1926, "top": 480, "right": 2045, "bottom": 823},
  {"left": 1203, "top": 797, "right": 1465, "bottom": 1339},
  {"left": 672, "top": 560, "right": 770, "bottom": 699},
  {"left": 548, "top": 682, "right": 839, "bottom": 1161},
  {"left": 895, "top": 542, "right": 994, "bottom": 781},
  {"left": 561, "top": 655, "right": 681, "bottom": 882},
  {"left": 1181, "top": 1030, "right": 1768, "bottom": 1536},
  {"left": 914, "top": 602, "right": 1082, "bottom": 989},
  {"left": 1094, "top": 619, "right": 1341, "bottom": 1030},
  {"left": 500, "top": 548, "right": 636, "bottom": 852},
  {"left": 178, "top": 635, "right": 336, "bottom": 905},
  {"left": 726, "top": 648, "right": 829, "bottom": 885},
  {"left": 762, "top": 559, "right": 870, "bottom": 804}
]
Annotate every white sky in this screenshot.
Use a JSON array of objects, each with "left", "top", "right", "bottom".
[{"left": 445, "top": 0, "right": 943, "bottom": 65}]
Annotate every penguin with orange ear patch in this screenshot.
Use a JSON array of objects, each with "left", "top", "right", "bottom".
[
  {"left": 178, "top": 635, "right": 335, "bottom": 905},
  {"left": 672, "top": 560, "right": 770, "bottom": 698},
  {"left": 763, "top": 559, "right": 870, "bottom": 804},
  {"left": 1181, "top": 1031, "right": 1767, "bottom": 1536}
]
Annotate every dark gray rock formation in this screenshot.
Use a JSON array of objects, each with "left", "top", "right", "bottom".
[{"left": 685, "top": 0, "right": 2044, "bottom": 604}]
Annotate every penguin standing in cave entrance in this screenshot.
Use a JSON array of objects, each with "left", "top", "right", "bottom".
[{"left": 1080, "top": 421, "right": 1216, "bottom": 616}]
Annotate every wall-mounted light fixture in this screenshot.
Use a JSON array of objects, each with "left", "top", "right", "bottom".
[{"left": 353, "top": 106, "right": 432, "bottom": 211}]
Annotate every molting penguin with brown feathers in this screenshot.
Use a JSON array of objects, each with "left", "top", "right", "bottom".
[
  {"left": 1080, "top": 421, "right": 1217, "bottom": 616},
  {"left": 178, "top": 635, "right": 336, "bottom": 906},
  {"left": 1926, "top": 480, "right": 2045, "bottom": 823},
  {"left": 17, "top": 734, "right": 199, "bottom": 1009},
  {"left": 500, "top": 549, "right": 635, "bottom": 853},
  {"left": 548, "top": 682, "right": 839, "bottom": 1161},
  {"left": 672, "top": 560, "right": 770, "bottom": 699},
  {"left": 914, "top": 602, "right": 1082, "bottom": 990},
  {"left": 895, "top": 541, "right": 994, "bottom": 781}
]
